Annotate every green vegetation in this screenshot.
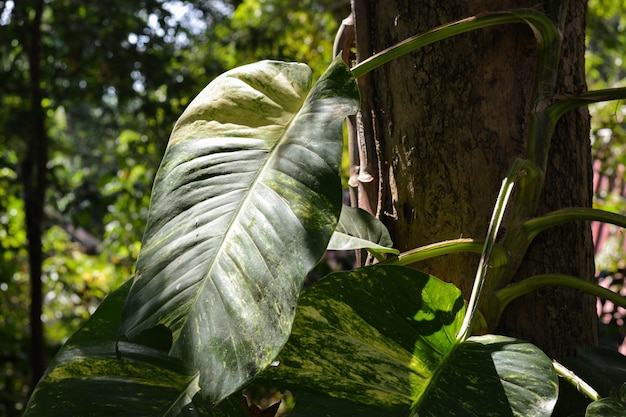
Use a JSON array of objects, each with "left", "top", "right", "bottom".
[
  {"left": 0, "top": 1, "right": 345, "bottom": 414},
  {"left": 1, "top": 0, "right": 625, "bottom": 416},
  {"left": 586, "top": 0, "right": 626, "bottom": 350}
]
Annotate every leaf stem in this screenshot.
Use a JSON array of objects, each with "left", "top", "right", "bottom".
[
  {"left": 456, "top": 159, "right": 523, "bottom": 342},
  {"left": 553, "top": 360, "right": 601, "bottom": 402},
  {"left": 493, "top": 274, "right": 626, "bottom": 316},
  {"left": 383, "top": 239, "right": 510, "bottom": 270},
  {"left": 547, "top": 88, "right": 626, "bottom": 126},
  {"left": 383, "top": 238, "right": 486, "bottom": 263},
  {"left": 523, "top": 207, "right": 626, "bottom": 242},
  {"left": 350, "top": 10, "right": 557, "bottom": 79}
]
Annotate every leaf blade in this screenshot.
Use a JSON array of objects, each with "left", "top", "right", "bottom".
[
  {"left": 118, "top": 58, "right": 360, "bottom": 402},
  {"left": 328, "top": 205, "right": 399, "bottom": 255},
  {"left": 212, "top": 265, "right": 557, "bottom": 416},
  {"left": 23, "top": 281, "right": 201, "bottom": 417}
]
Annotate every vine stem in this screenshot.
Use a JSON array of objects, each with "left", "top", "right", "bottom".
[
  {"left": 382, "top": 238, "right": 510, "bottom": 269},
  {"left": 493, "top": 273, "right": 626, "bottom": 316},
  {"left": 553, "top": 361, "right": 601, "bottom": 401},
  {"left": 350, "top": 9, "right": 557, "bottom": 79},
  {"left": 524, "top": 207, "right": 626, "bottom": 241},
  {"left": 385, "top": 239, "right": 479, "bottom": 263},
  {"left": 456, "top": 159, "right": 524, "bottom": 342}
]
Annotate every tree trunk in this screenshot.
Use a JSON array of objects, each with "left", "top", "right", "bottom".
[
  {"left": 16, "top": 0, "right": 48, "bottom": 392},
  {"left": 351, "top": 0, "right": 596, "bottom": 360}
]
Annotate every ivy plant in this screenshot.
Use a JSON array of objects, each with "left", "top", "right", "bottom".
[{"left": 24, "top": 7, "right": 626, "bottom": 417}]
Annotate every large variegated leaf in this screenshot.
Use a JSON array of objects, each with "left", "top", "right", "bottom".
[
  {"left": 328, "top": 205, "right": 399, "bottom": 256},
  {"left": 23, "top": 281, "right": 200, "bottom": 417},
  {"left": 210, "top": 265, "right": 558, "bottom": 416},
  {"left": 416, "top": 334, "right": 558, "bottom": 416},
  {"left": 118, "top": 58, "right": 360, "bottom": 403}
]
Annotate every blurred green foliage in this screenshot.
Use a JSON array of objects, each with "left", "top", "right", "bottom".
[
  {"left": 586, "top": 0, "right": 626, "bottom": 352},
  {"left": 587, "top": 0, "right": 626, "bottom": 238},
  {"left": 0, "top": 0, "right": 347, "bottom": 414},
  {"left": 2, "top": 0, "right": 623, "bottom": 414}
]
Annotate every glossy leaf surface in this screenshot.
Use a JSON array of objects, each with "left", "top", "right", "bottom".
[
  {"left": 416, "top": 334, "right": 558, "bottom": 416},
  {"left": 328, "top": 205, "right": 399, "bottom": 255},
  {"left": 23, "top": 281, "right": 200, "bottom": 417},
  {"left": 210, "top": 265, "right": 557, "bottom": 416},
  {"left": 586, "top": 397, "right": 626, "bottom": 417},
  {"left": 118, "top": 57, "right": 360, "bottom": 402}
]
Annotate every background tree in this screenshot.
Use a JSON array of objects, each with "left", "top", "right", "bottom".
[
  {"left": 0, "top": 1, "right": 344, "bottom": 414},
  {"left": 351, "top": 0, "right": 596, "bottom": 359},
  {"left": 11, "top": 0, "right": 626, "bottom": 415},
  {"left": 1, "top": 0, "right": 233, "bottom": 413}
]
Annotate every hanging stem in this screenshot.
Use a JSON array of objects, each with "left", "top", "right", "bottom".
[
  {"left": 350, "top": 9, "right": 558, "bottom": 79},
  {"left": 382, "top": 238, "right": 510, "bottom": 268},
  {"left": 523, "top": 207, "right": 626, "bottom": 242},
  {"left": 492, "top": 274, "right": 626, "bottom": 322},
  {"left": 548, "top": 88, "right": 626, "bottom": 124},
  {"left": 456, "top": 159, "right": 525, "bottom": 342},
  {"left": 553, "top": 361, "right": 601, "bottom": 402}
]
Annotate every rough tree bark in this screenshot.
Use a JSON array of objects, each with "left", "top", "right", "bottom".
[{"left": 351, "top": 0, "right": 597, "bottom": 360}]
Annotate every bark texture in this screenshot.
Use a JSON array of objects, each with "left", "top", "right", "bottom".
[
  {"left": 352, "top": 0, "right": 596, "bottom": 359},
  {"left": 499, "top": 0, "right": 597, "bottom": 358}
]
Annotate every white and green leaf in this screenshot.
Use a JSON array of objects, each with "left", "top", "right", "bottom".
[
  {"left": 211, "top": 265, "right": 558, "bottom": 416},
  {"left": 117, "top": 57, "right": 360, "bottom": 402},
  {"left": 23, "top": 281, "right": 200, "bottom": 417},
  {"left": 328, "top": 205, "right": 399, "bottom": 256}
]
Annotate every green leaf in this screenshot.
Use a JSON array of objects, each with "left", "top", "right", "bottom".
[
  {"left": 416, "top": 335, "right": 558, "bottom": 416},
  {"left": 586, "top": 396, "right": 626, "bottom": 417},
  {"left": 118, "top": 57, "right": 360, "bottom": 403},
  {"left": 327, "top": 205, "right": 399, "bottom": 255},
  {"left": 210, "top": 265, "right": 557, "bottom": 416},
  {"left": 23, "top": 280, "right": 200, "bottom": 417}
]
